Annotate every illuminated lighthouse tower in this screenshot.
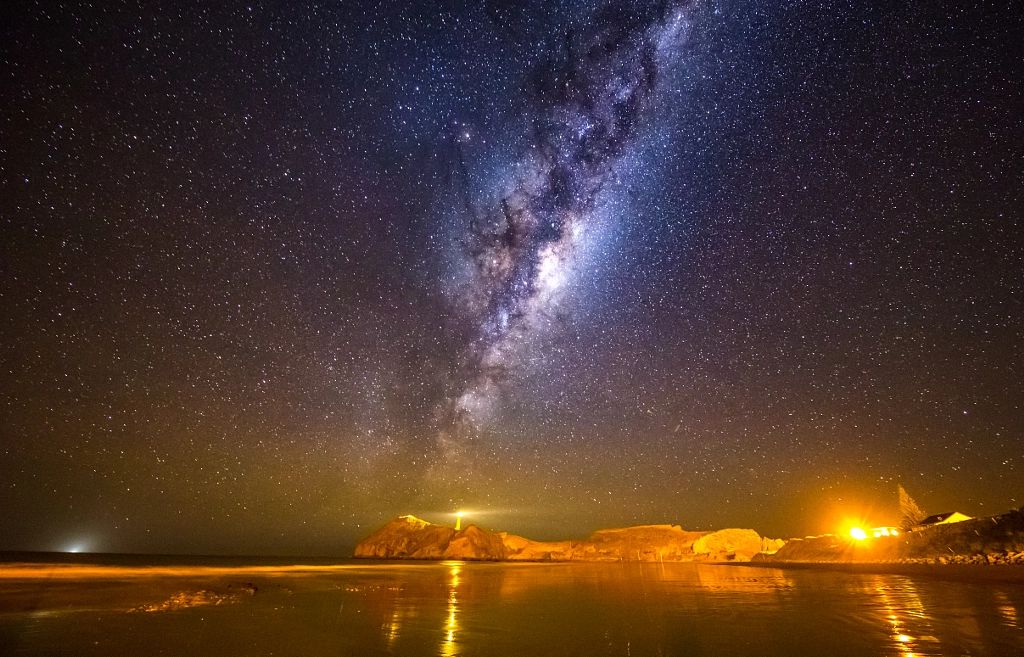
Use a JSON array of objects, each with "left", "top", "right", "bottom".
[{"left": 455, "top": 512, "right": 464, "bottom": 531}]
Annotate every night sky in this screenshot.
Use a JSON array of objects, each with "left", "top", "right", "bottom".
[{"left": 2, "top": 0, "right": 1021, "bottom": 557}]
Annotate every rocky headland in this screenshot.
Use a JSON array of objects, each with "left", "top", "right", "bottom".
[
  {"left": 354, "top": 516, "right": 786, "bottom": 562},
  {"left": 355, "top": 509, "right": 1024, "bottom": 568},
  {"left": 755, "top": 508, "right": 1024, "bottom": 566}
]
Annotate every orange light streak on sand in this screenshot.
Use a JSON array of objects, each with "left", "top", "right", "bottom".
[{"left": 0, "top": 564, "right": 369, "bottom": 580}]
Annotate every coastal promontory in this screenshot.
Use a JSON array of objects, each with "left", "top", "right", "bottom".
[{"left": 354, "top": 516, "right": 783, "bottom": 562}]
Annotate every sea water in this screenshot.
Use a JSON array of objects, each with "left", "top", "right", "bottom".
[{"left": 1, "top": 556, "right": 1022, "bottom": 656}]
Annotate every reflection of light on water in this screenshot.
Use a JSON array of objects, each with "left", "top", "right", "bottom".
[
  {"left": 994, "top": 591, "right": 1018, "bottom": 628},
  {"left": 694, "top": 566, "right": 794, "bottom": 594},
  {"left": 441, "top": 563, "right": 461, "bottom": 657},
  {"left": 379, "top": 586, "right": 413, "bottom": 649},
  {"left": 871, "top": 577, "right": 940, "bottom": 656},
  {"left": 443, "top": 594, "right": 457, "bottom": 653},
  {"left": 385, "top": 610, "right": 402, "bottom": 648}
]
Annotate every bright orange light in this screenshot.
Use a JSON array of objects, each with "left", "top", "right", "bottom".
[{"left": 850, "top": 527, "right": 867, "bottom": 540}]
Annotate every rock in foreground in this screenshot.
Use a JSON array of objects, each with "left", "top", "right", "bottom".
[{"left": 355, "top": 516, "right": 778, "bottom": 562}]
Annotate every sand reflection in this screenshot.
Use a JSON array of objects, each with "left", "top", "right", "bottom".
[
  {"left": 384, "top": 608, "right": 402, "bottom": 649},
  {"left": 4, "top": 560, "right": 1024, "bottom": 656},
  {"left": 993, "top": 591, "right": 1019, "bottom": 629},
  {"left": 490, "top": 562, "right": 797, "bottom": 599},
  {"left": 868, "top": 576, "right": 941, "bottom": 656},
  {"left": 692, "top": 564, "right": 794, "bottom": 594},
  {"left": 441, "top": 562, "right": 461, "bottom": 656}
]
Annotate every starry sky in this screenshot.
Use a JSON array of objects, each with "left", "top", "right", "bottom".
[{"left": 2, "top": 0, "right": 1021, "bottom": 557}]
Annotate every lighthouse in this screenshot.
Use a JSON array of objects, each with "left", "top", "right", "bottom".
[{"left": 455, "top": 511, "right": 464, "bottom": 531}]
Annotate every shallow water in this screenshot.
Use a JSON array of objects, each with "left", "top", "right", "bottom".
[{"left": 1, "top": 559, "right": 1022, "bottom": 656}]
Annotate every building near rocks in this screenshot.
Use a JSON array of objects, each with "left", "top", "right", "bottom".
[{"left": 912, "top": 511, "right": 972, "bottom": 531}]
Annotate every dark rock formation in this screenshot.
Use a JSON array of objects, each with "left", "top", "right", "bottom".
[{"left": 354, "top": 516, "right": 781, "bottom": 562}]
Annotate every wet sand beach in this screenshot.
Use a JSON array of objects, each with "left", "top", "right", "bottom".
[{"left": 2, "top": 556, "right": 1023, "bottom": 655}]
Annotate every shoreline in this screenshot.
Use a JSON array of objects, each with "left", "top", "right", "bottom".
[
  {"left": 2, "top": 556, "right": 1024, "bottom": 585},
  {"left": 729, "top": 560, "right": 1024, "bottom": 583}
]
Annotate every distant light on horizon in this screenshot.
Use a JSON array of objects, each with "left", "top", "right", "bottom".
[
  {"left": 849, "top": 527, "right": 867, "bottom": 541},
  {"left": 63, "top": 539, "right": 92, "bottom": 553}
]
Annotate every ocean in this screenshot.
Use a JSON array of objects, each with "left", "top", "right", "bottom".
[{"left": 1, "top": 553, "right": 1022, "bottom": 655}]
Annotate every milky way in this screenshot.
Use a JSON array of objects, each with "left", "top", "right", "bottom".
[
  {"left": 440, "top": 1, "right": 695, "bottom": 443},
  {"left": 2, "top": 0, "right": 1021, "bottom": 554}
]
